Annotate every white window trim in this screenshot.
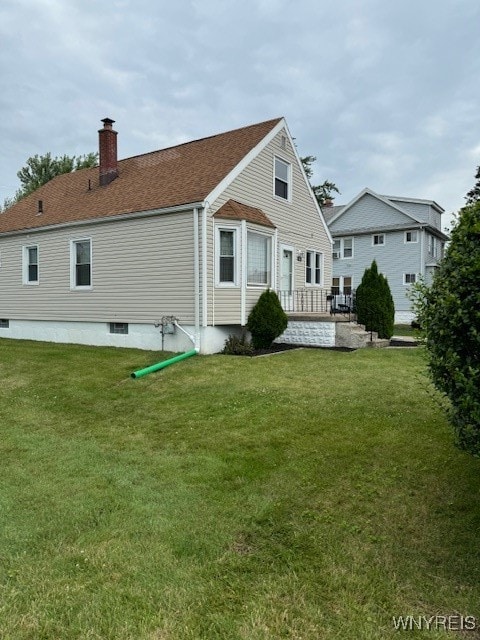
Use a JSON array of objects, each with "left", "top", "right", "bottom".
[
  {"left": 246, "top": 229, "right": 273, "bottom": 288},
  {"left": 405, "top": 230, "right": 418, "bottom": 244},
  {"left": 338, "top": 237, "right": 354, "bottom": 259},
  {"left": 403, "top": 273, "right": 417, "bottom": 285},
  {"left": 215, "top": 225, "right": 239, "bottom": 288},
  {"left": 70, "top": 238, "right": 92, "bottom": 290},
  {"left": 22, "top": 244, "right": 39, "bottom": 285},
  {"left": 273, "top": 156, "right": 292, "bottom": 203},
  {"left": 372, "top": 234, "right": 385, "bottom": 247},
  {"left": 305, "top": 249, "right": 324, "bottom": 287}
]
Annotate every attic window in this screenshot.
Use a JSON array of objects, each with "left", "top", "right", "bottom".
[{"left": 274, "top": 157, "right": 291, "bottom": 201}]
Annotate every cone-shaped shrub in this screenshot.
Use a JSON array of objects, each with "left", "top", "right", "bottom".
[
  {"left": 247, "top": 289, "right": 288, "bottom": 349},
  {"left": 355, "top": 260, "right": 395, "bottom": 339}
]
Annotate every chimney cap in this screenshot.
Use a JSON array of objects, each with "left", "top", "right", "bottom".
[{"left": 101, "top": 117, "right": 115, "bottom": 129}]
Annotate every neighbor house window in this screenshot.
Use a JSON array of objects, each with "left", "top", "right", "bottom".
[
  {"left": 404, "top": 273, "right": 417, "bottom": 284},
  {"left": 372, "top": 234, "right": 385, "bottom": 246},
  {"left": 71, "top": 239, "right": 92, "bottom": 288},
  {"left": 247, "top": 231, "right": 271, "bottom": 285},
  {"left": 332, "top": 276, "right": 352, "bottom": 295},
  {"left": 428, "top": 235, "right": 438, "bottom": 258},
  {"left": 405, "top": 230, "right": 418, "bottom": 243},
  {"left": 109, "top": 322, "right": 128, "bottom": 334},
  {"left": 23, "top": 245, "right": 39, "bottom": 284},
  {"left": 335, "top": 237, "right": 353, "bottom": 258},
  {"left": 0, "top": 319, "right": 9, "bottom": 328},
  {"left": 274, "top": 157, "right": 291, "bottom": 200},
  {"left": 306, "top": 251, "right": 322, "bottom": 285},
  {"left": 217, "top": 228, "right": 237, "bottom": 286}
]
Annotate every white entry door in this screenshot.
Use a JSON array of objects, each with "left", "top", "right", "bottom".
[{"left": 280, "top": 247, "right": 294, "bottom": 310}]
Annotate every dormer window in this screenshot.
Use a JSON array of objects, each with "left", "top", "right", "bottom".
[{"left": 274, "top": 157, "right": 291, "bottom": 201}]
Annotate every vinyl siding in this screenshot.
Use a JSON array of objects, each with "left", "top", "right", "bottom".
[
  {"left": 329, "top": 193, "right": 415, "bottom": 233},
  {"left": 332, "top": 229, "right": 422, "bottom": 313},
  {"left": 208, "top": 127, "right": 331, "bottom": 324},
  {"left": 0, "top": 212, "right": 196, "bottom": 324}
]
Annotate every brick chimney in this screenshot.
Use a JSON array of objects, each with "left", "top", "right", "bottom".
[{"left": 98, "top": 118, "right": 118, "bottom": 186}]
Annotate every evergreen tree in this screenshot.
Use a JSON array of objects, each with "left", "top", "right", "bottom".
[
  {"left": 355, "top": 260, "right": 395, "bottom": 339},
  {"left": 413, "top": 201, "right": 480, "bottom": 456},
  {"left": 247, "top": 290, "right": 288, "bottom": 349}
]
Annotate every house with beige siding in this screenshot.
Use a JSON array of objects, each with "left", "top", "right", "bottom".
[
  {"left": 324, "top": 188, "right": 449, "bottom": 323},
  {"left": 0, "top": 117, "right": 332, "bottom": 353}
]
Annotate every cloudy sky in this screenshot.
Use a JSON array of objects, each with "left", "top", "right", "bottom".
[{"left": 1, "top": 0, "right": 479, "bottom": 227}]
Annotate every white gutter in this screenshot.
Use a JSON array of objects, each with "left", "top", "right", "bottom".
[{"left": 0, "top": 202, "right": 204, "bottom": 238}]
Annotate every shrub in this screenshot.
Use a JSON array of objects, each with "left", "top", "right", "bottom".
[
  {"left": 413, "top": 201, "right": 480, "bottom": 456},
  {"left": 355, "top": 260, "right": 395, "bottom": 339},
  {"left": 222, "top": 333, "right": 253, "bottom": 356},
  {"left": 246, "top": 289, "right": 288, "bottom": 349}
]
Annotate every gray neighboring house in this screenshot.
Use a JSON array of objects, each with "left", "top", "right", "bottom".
[{"left": 324, "top": 188, "right": 449, "bottom": 323}]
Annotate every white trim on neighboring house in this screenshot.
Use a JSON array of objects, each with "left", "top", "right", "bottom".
[
  {"left": 327, "top": 188, "right": 424, "bottom": 227},
  {"left": 372, "top": 233, "right": 385, "bottom": 247}
]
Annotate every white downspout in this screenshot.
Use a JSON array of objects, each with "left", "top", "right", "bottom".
[
  {"left": 241, "top": 220, "right": 247, "bottom": 326},
  {"left": 193, "top": 207, "right": 201, "bottom": 352},
  {"left": 202, "top": 205, "right": 208, "bottom": 327},
  {"left": 420, "top": 226, "right": 425, "bottom": 278}
]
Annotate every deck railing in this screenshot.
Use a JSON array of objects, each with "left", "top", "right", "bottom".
[{"left": 277, "top": 289, "right": 356, "bottom": 319}]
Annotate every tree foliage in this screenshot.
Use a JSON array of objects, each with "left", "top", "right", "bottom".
[
  {"left": 300, "top": 156, "right": 340, "bottom": 206},
  {"left": 411, "top": 201, "right": 480, "bottom": 456},
  {"left": 246, "top": 289, "right": 288, "bottom": 349},
  {"left": 465, "top": 164, "right": 480, "bottom": 205},
  {"left": 355, "top": 260, "right": 395, "bottom": 339},
  {"left": 2, "top": 152, "right": 98, "bottom": 211}
]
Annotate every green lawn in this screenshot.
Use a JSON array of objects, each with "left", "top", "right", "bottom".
[
  {"left": 393, "top": 324, "right": 420, "bottom": 337},
  {"left": 0, "top": 339, "right": 479, "bottom": 639}
]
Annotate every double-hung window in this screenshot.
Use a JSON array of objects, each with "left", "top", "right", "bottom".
[
  {"left": 306, "top": 250, "right": 322, "bottom": 285},
  {"left": 23, "top": 245, "right": 39, "bottom": 284},
  {"left": 247, "top": 231, "right": 271, "bottom": 286},
  {"left": 71, "top": 239, "right": 92, "bottom": 289},
  {"left": 217, "top": 228, "right": 237, "bottom": 286},
  {"left": 333, "top": 238, "right": 353, "bottom": 258},
  {"left": 274, "top": 157, "right": 291, "bottom": 200}
]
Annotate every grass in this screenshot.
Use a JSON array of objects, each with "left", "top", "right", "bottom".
[
  {"left": 0, "top": 339, "right": 479, "bottom": 639},
  {"left": 393, "top": 324, "right": 420, "bottom": 337}
]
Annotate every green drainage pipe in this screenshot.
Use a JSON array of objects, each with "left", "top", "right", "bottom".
[{"left": 131, "top": 349, "right": 198, "bottom": 379}]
